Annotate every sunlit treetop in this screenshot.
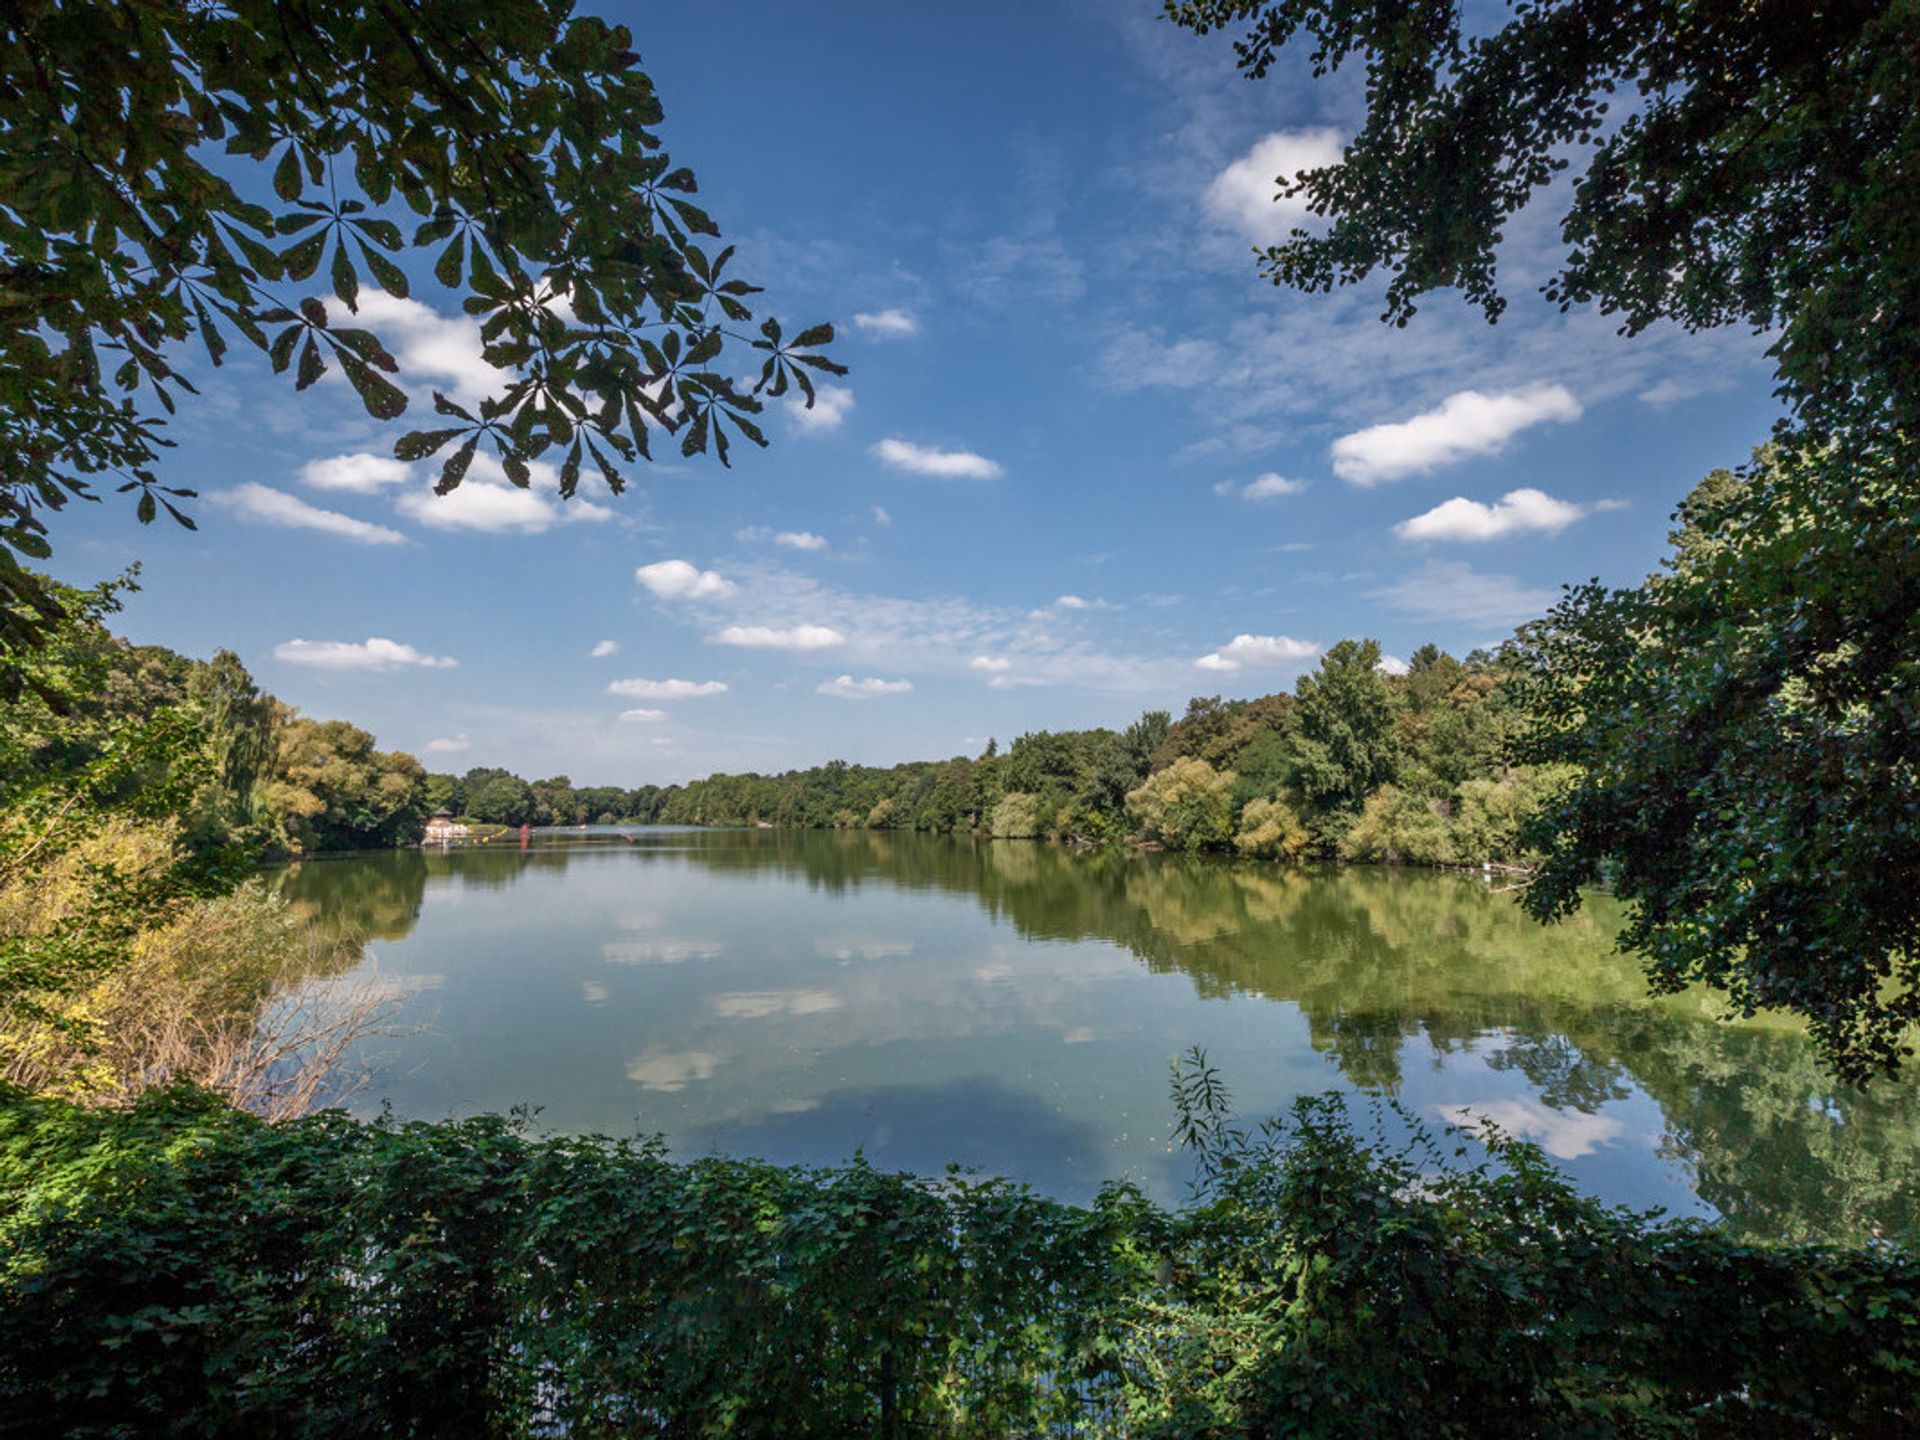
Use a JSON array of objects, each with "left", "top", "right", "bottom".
[
  {"left": 1164, "top": 0, "right": 1918, "bottom": 432},
  {"left": 0, "top": 0, "right": 844, "bottom": 659}
]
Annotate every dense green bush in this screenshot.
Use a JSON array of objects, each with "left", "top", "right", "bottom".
[
  {"left": 1125, "top": 758, "right": 1235, "bottom": 852},
  {"left": 3, "top": 1076, "right": 1914, "bottom": 1438},
  {"left": 1232, "top": 795, "right": 1308, "bottom": 860}
]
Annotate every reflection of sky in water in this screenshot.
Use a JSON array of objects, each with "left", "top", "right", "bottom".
[{"left": 310, "top": 832, "right": 1919, "bottom": 1242}]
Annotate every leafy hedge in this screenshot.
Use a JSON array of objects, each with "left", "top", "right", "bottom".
[{"left": 2, "top": 1081, "right": 1915, "bottom": 1438}]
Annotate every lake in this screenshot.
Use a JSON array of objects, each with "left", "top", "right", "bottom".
[{"left": 274, "top": 826, "right": 1919, "bottom": 1247}]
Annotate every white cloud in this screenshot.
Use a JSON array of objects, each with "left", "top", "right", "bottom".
[
  {"left": 636, "top": 559, "right": 735, "bottom": 600},
  {"left": 712, "top": 623, "right": 845, "bottom": 652},
  {"left": 786, "top": 384, "right": 854, "bottom": 434},
  {"left": 299, "top": 452, "right": 412, "bottom": 493},
  {"left": 871, "top": 505, "right": 892, "bottom": 526},
  {"left": 395, "top": 453, "right": 611, "bottom": 535},
  {"left": 604, "top": 559, "right": 1202, "bottom": 694},
  {"left": 619, "top": 708, "right": 667, "bottom": 723},
  {"left": 425, "top": 734, "right": 471, "bottom": 754},
  {"left": 1377, "top": 654, "right": 1411, "bottom": 677},
  {"left": 607, "top": 678, "right": 729, "bottom": 700},
  {"left": 816, "top": 675, "right": 913, "bottom": 700},
  {"left": 624, "top": 1049, "right": 719, "bottom": 1091},
  {"left": 853, "top": 308, "right": 919, "bottom": 337},
  {"left": 1052, "top": 595, "right": 1116, "bottom": 612},
  {"left": 1194, "top": 633, "right": 1321, "bottom": 672},
  {"left": 274, "top": 637, "right": 457, "bottom": 672},
  {"left": 712, "top": 988, "right": 843, "bottom": 1018},
  {"left": 340, "top": 291, "right": 505, "bottom": 406},
  {"left": 1214, "top": 472, "right": 1305, "bottom": 501},
  {"left": 1206, "top": 128, "right": 1346, "bottom": 245},
  {"left": 1332, "top": 384, "right": 1582, "bottom": 486},
  {"left": 970, "top": 655, "right": 1012, "bottom": 674},
  {"left": 1435, "top": 1101, "right": 1625, "bottom": 1161},
  {"left": 1368, "top": 561, "right": 1557, "bottom": 629},
  {"left": 211, "top": 483, "right": 406, "bottom": 546},
  {"left": 590, "top": 639, "right": 619, "bottom": 658},
  {"left": 961, "top": 231, "right": 1085, "bottom": 306},
  {"left": 738, "top": 526, "right": 830, "bottom": 551},
  {"left": 1395, "top": 488, "right": 1587, "bottom": 543},
  {"left": 872, "top": 438, "right": 1003, "bottom": 479}
]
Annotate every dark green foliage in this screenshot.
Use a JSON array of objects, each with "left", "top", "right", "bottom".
[
  {"left": 0, "top": 1086, "right": 1153, "bottom": 1439},
  {"left": 1164, "top": 0, "right": 1920, "bottom": 1079},
  {"left": 1160, "top": 0, "right": 1918, "bottom": 435},
  {"left": 1149, "top": 693, "right": 1290, "bottom": 773},
  {"left": 1, "top": 0, "right": 841, "bottom": 654},
  {"left": 1281, "top": 638, "right": 1398, "bottom": 842},
  {"left": 644, "top": 651, "right": 1544, "bottom": 864},
  {"left": 1516, "top": 442, "right": 1920, "bottom": 1083},
  {"left": 265, "top": 713, "right": 428, "bottom": 853},
  {"left": 2, "top": 1080, "right": 1914, "bottom": 1437},
  {"left": 461, "top": 768, "right": 538, "bottom": 827},
  {"left": 0, "top": 572, "right": 250, "bottom": 1020},
  {"left": 1160, "top": 1056, "right": 1920, "bottom": 1438}
]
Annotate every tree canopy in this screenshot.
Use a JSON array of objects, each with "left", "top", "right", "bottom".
[
  {"left": 1168, "top": 0, "right": 1920, "bottom": 1078},
  {"left": 1, "top": 0, "right": 843, "bottom": 665},
  {"left": 1162, "top": 0, "right": 1917, "bottom": 430}
]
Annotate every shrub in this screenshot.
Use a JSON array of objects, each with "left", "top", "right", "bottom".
[
  {"left": 1450, "top": 764, "right": 1578, "bottom": 864},
  {"left": 1, "top": 1081, "right": 1913, "bottom": 1438},
  {"left": 1340, "top": 783, "right": 1458, "bottom": 865},
  {"left": 989, "top": 790, "right": 1042, "bottom": 838},
  {"left": 1126, "top": 757, "right": 1236, "bottom": 851},
  {"left": 1233, "top": 795, "right": 1310, "bottom": 860},
  {"left": 1, "top": 884, "right": 394, "bottom": 1117}
]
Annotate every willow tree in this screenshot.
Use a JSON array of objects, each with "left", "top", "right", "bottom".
[
  {"left": 1167, "top": 1, "right": 1920, "bottom": 1078},
  {"left": 1, "top": 0, "right": 842, "bottom": 667}
]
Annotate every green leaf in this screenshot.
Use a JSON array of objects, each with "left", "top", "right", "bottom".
[
  {"left": 281, "top": 230, "right": 328, "bottom": 283},
  {"left": 341, "top": 354, "right": 407, "bottom": 419},
  {"left": 225, "top": 225, "right": 284, "bottom": 281},
  {"left": 189, "top": 297, "right": 227, "bottom": 368},
  {"left": 331, "top": 242, "right": 359, "bottom": 310},
  {"left": 434, "top": 233, "right": 466, "bottom": 289},
  {"left": 436, "top": 438, "right": 480, "bottom": 494},
  {"left": 395, "top": 428, "right": 465, "bottom": 462},
  {"left": 353, "top": 218, "right": 404, "bottom": 251},
  {"left": 273, "top": 144, "right": 302, "bottom": 201},
  {"left": 347, "top": 243, "right": 407, "bottom": 300},
  {"left": 295, "top": 337, "right": 325, "bottom": 391},
  {"left": 268, "top": 325, "right": 301, "bottom": 374}
]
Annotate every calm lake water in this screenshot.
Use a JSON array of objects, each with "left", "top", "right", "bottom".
[{"left": 274, "top": 827, "right": 1919, "bottom": 1246}]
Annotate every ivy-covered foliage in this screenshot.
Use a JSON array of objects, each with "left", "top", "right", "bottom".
[{"left": 2, "top": 1074, "right": 1915, "bottom": 1437}]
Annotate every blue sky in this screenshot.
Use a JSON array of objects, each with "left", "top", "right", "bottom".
[{"left": 55, "top": 0, "right": 1781, "bottom": 784}]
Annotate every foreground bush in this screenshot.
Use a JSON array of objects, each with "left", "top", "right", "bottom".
[
  {"left": 2, "top": 878, "right": 392, "bottom": 1117},
  {"left": 1, "top": 1077, "right": 1914, "bottom": 1438}
]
